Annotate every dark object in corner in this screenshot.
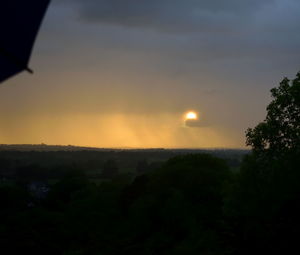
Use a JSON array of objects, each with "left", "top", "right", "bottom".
[{"left": 0, "top": 1, "right": 50, "bottom": 83}]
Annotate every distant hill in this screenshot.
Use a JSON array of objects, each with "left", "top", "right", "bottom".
[
  {"left": 0, "top": 144, "right": 106, "bottom": 152},
  {"left": 0, "top": 144, "right": 249, "bottom": 154}
]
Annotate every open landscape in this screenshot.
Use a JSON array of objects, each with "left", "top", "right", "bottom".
[
  {"left": 0, "top": 145, "right": 248, "bottom": 182},
  {"left": 1, "top": 1, "right": 299, "bottom": 254}
]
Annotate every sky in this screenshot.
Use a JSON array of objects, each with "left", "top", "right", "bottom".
[{"left": 0, "top": 0, "right": 299, "bottom": 148}]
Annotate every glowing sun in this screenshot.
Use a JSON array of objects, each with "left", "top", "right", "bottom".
[{"left": 186, "top": 111, "right": 198, "bottom": 120}]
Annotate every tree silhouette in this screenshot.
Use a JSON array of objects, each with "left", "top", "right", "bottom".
[
  {"left": 246, "top": 72, "right": 300, "bottom": 157},
  {"left": 231, "top": 71, "right": 300, "bottom": 255},
  {"left": 136, "top": 159, "right": 149, "bottom": 174},
  {"left": 102, "top": 159, "right": 119, "bottom": 178}
]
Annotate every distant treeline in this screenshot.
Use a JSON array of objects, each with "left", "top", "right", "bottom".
[{"left": 0, "top": 149, "right": 247, "bottom": 180}]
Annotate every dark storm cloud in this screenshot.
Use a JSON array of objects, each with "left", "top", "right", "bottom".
[
  {"left": 56, "top": 0, "right": 300, "bottom": 64},
  {"left": 185, "top": 119, "right": 203, "bottom": 128},
  {"left": 68, "top": 0, "right": 275, "bottom": 32}
]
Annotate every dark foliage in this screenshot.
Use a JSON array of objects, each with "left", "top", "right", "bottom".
[
  {"left": 246, "top": 72, "right": 300, "bottom": 158},
  {"left": 0, "top": 154, "right": 232, "bottom": 255},
  {"left": 229, "top": 71, "right": 300, "bottom": 254}
]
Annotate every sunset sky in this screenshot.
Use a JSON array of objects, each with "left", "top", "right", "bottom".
[{"left": 0, "top": 0, "right": 299, "bottom": 148}]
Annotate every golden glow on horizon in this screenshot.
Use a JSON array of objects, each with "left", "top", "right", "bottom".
[
  {"left": 0, "top": 113, "right": 241, "bottom": 148},
  {"left": 186, "top": 111, "right": 198, "bottom": 120}
]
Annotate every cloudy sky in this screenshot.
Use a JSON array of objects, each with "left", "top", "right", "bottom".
[{"left": 0, "top": 0, "right": 299, "bottom": 148}]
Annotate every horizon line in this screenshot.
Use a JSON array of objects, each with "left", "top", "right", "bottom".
[{"left": 0, "top": 143, "right": 249, "bottom": 151}]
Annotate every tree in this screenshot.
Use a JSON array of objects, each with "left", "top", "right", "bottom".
[
  {"left": 102, "top": 159, "right": 119, "bottom": 178},
  {"left": 246, "top": 71, "right": 300, "bottom": 157},
  {"left": 232, "top": 71, "right": 300, "bottom": 255},
  {"left": 136, "top": 159, "right": 149, "bottom": 174}
]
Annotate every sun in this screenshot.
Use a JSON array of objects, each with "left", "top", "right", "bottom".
[{"left": 186, "top": 111, "right": 198, "bottom": 120}]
